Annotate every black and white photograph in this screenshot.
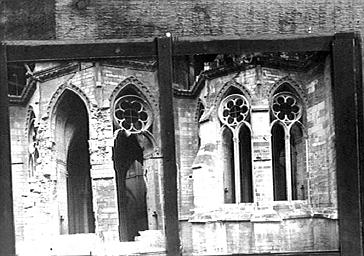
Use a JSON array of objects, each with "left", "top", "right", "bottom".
[{"left": 0, "top": 1, "right": 363, "bottom": 256}]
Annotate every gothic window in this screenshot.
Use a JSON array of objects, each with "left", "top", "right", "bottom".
[
  {"left": 112, "top": 93, "right": 153, "bottom": 241},
  {"left": 270, "top": 90, "right": 307, "bottom": 201},
  {"left": 219, "top": 94, "right": 253, "bottom": 203}
]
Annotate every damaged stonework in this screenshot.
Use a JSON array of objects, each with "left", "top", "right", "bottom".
[
  {"left": 11, "top": 60, "right": 167, "bottom": 255},
  {"left": 10, "top": 51, "right": 338, "bottom": 256}
]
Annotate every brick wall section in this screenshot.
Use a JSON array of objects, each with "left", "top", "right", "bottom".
[
  {"left": 3, "top": 0, "right": 364, "bottom": 40},
  {"left": 174, "top": 97, "right": 199, "bottom": 218},
  {"left": 306, "top": 57, "right": 337, "bottom": 209},
  {"left": 3, "top": 0, "right": 55, "bottom": 40},
  {"left": 54, "top": 0, "right": 364, "bottom": 39}
]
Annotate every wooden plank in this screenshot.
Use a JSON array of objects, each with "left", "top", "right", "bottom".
[
  {"left": 157, "top": 37, "right": 181, "bottom": 256},
  {"left": 0, "top": 43, "right": 16, "bottom": 256},
  {"left": 355, "top": 34, "right": 364, "bottom": 253},
  {"left": 5, "top": 34, "right": 333, "bottom": 62},
  {"left": 5, "top": 38, "right": 157, "bottom": 62},
  {"left": 332, "top": 32, "right": 363, "bottom": 256},
  {"left": 173, "top": 35, "right": 333, "bottom": 55},
  {"left": 229, "top": 251, "right": 340, "bottom": 256}
]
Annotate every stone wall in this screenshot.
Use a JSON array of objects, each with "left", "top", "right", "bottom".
[
  {"left": 3, "top": 0, "right": 364, "bottom": 40},
  {"left": 10, "top": 62, "right": 167, "bottom": 255},
  {"left": 53, "top": 0, "right": 364, "bottom": 39},
  {"left": 176, "top": 56, "right": 338, "bottom": 254},
  {"left": 4, "top": 1, "right": 360, "bottom": 255}
]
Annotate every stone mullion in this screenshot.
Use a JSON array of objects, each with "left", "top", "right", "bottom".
[
  {"left": 285, "top": 128, "right": 292, "bottom": 201},
  {"left": 233, "top": 132, "right": 241, "bottom": 204}
]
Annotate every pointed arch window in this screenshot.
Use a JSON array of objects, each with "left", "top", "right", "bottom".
[
  {"left": 112, "top": 93, "right": 154, "bottom": 241},
  {"left": 218, "top": 94, "right": 253, "bottom": 203},
  {"left": 270, "top": 91, "right": 307, "bottom": 201}
]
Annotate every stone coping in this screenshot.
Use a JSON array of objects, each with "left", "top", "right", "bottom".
[{"left": 188, "top": 201, "right": 338, "bottom": 223}]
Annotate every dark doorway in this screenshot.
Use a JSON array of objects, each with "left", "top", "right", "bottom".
[
  {"left": 67, "top": 132, "right": 95, "bottom": 234},
  {"left": 113, "top": 132, "right": 148, "bottom": 241},
  {"left": 55, "top": 90, "right": 95, "bottom": 234}
]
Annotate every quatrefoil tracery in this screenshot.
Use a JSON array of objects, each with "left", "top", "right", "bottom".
[{"left": 113, "top": 95, "right": 153, "bottom": 133}]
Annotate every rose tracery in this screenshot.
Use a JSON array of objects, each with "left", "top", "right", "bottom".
[
  {"left": 219, "top": 94, "right": 250, "bottom": 127},
  {"left": 114, "top": 95, "right": 152, "bottom": 133},
  {"left": 271, "top": 93, "right": 302, "bottom": 123}
]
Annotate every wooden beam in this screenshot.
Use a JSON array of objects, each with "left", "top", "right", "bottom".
[
  {"left": 5, "top": 39, "right": 157, "bottom": 62},
  {"left": 173, "top": 35, "right": 333, "bottom": 55},
  {"left": 229, "top": 251, "right": 340, "bottom": 256},
  {"left": 354, "top": 33, "right": 364, "bottom": 254},
  {"left": 0, "top": 43, "right": 16, "bottom": 256},
  {"left": 332, "top": 32, "right": 363, "bottom": 256},
  {"left": 5, "top": 34, "right": 333, "bottom": 63},
  {"left": 356, "top": 34, "right": 364, "bottom": 254},
  {"left": 157, "top": 36, "right": 181, "bottom": 256}
]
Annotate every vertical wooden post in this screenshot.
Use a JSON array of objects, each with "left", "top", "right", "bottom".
[
  {"left": 332, "top": 32, "right": 363, "bottom": 256},
  {"left": 355, "top": 34, "right": 364, "bottom": 254},
  {"left": 0, "top": 43, "right": 16, "bottom": 255},
  {"left": 157, "top": 36, "right": 181, "bottom": 256}
]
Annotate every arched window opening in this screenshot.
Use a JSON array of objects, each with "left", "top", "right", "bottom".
[
  {"left": 112, "top": 91, "right": 153, "bottom": 241},
  {"left": 239, "top": 125, "right": 253, "bottom": 203},
  {"left": 270, "top": 88, "right": 306, "bottom": 201},
  {"left": 219, "top": 93, "right": 253, "bottom": 203},
  {"left": 196, "top": 99, "right": 205, "bottom": 150},
  {"left": 27, "top": 111, "right": 38, "bottom": 178},
  {"left": 290, "top": 123, "right": 307, "bottom": 200},
  {"left": 272, "top": 123, "right": 287, "bottom": 201},
  {"left": 196, "top": 99, "right": 205, "bottom": 122},
  {"left": 54, "top": 89, "right": 95, "bottom": 234},
  {"left": 114, "top": 132, "right": 148, "bottom": 241},
  {"left": 222, "top": 127, "right": 235, "bottom": 203}
]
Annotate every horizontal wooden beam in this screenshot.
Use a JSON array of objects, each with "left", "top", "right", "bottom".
[
  {"left": 173, "top": 34, "right": 334, "bottom": 55},
  {"left": 4, "top": 38, "right": 157, "bottom": 62},
  {"left": 4, "top": 34, "right": 334, "bottom": 62},
  {"left": 229, "top": 251, "right": 340, "bottom": 256}
]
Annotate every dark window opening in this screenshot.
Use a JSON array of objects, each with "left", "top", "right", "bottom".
[
  {"left": 290, "top": 123, "right": 307, "bottom": 200},
  {"left": 113, "top": 132, "right": 148, "bottom": 241},
  {"left": 239, "top": 125, "right": 253, "bottom": 203},
  {"left": 222, "top": 127, "right": 235, "bottom": 204},
  {"left": 272, "top": 123, "right": 287, "bottom": 201}
]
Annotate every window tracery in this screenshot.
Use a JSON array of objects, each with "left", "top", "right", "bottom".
[
  {"left": 113, "top": 95, "right": 153, "bottom": 134},
  {"left": 218, "top": 93, "right": 253, "bottom": 203},
  {"left": 219, "top": 94, "right": 249, "bottom": 128},
  {"left": 271, "top": 92, "right": 302, "bottom": 124},
  {"left": 270, "top": 90, "right": 307, "bottom": 201}
]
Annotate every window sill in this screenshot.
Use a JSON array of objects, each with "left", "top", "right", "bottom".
[{"left": 188, "top": 201, "right": 338, "bottom": 223}]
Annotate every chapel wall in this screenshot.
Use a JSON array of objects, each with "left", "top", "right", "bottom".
[
  {"left": 179, "top": 56, "right": 338, "bottom": 254},
  {"left": 10, "top": 62, "right": 163, "bottom": 246}
]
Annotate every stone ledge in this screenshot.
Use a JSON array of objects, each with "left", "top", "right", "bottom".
[{"left": 188, "top": 201, "right": 338, "bottom": 223}]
